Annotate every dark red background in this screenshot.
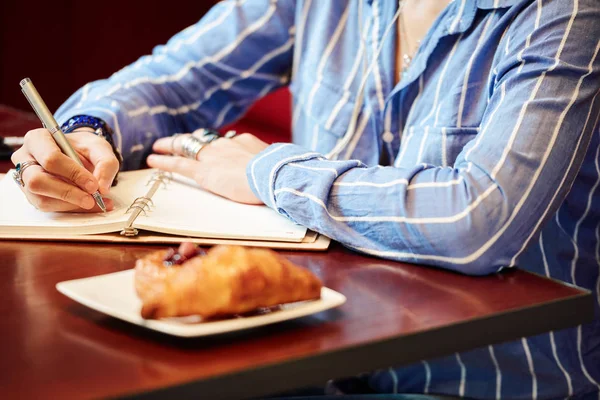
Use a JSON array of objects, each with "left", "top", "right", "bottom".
[{"left": 0, "top": 0, "right": 291, "bottom": 142}]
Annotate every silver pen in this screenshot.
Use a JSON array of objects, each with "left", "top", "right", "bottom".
[{"left": 20, "top": 78, "right": 107, "bottom": 212}]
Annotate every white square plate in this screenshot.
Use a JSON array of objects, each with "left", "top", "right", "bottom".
[{"left": 56, "top": 270, "right": 346, "bottom": 337}]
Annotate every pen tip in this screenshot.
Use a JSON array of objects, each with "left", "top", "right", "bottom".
[{"left": 92, "top": 192, "right": 107, "bottom": 213}]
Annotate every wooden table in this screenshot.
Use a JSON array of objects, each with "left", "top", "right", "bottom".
[{"left": 0, "top": 239, "right": 593, "bottom": 399}]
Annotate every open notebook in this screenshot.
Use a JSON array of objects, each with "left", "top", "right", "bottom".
[{"left": 0, "top": 169, "right": 329, "bottom": 249}]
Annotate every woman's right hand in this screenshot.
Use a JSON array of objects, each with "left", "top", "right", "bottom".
[{"left": 10, "top": 127, "right": 119, "bottom": 212}]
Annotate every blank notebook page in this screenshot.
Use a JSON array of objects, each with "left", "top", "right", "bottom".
[
  {"left": 0, "top": 170, "right": 133, "bottom": 235},
  {"left": 134, "top": 173, "right": 307, "bottom": 242}
]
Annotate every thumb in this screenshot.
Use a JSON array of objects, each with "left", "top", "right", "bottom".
[{"left": 88, "top": 144, "right": 120, "bottom": 194}]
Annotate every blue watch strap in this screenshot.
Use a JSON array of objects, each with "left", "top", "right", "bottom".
[{"left": 62, "top": 115, "right": 113, "bottom": 142}]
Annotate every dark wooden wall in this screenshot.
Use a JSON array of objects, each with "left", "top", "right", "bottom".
[
  {"left": 0, "top": 0, "right": 291, "bottom": 143},
  {"left": 0, "top": 1, "right": 217, "bottom": 113}
]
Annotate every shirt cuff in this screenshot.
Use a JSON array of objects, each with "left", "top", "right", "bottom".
[{"left": 246, "top": 143, "right": 323, "bottom": 212}]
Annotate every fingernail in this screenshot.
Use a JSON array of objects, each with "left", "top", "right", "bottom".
[
  {"left": 85, "top": 180, "right": 97, "bottom": 193},
  {"left": 81, "top": 196, "right": 95, "bottom": 209}
]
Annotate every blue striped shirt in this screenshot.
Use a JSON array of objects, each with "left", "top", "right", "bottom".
[{"left": 56, "top": 0, "right": 600, "bottom": 398}]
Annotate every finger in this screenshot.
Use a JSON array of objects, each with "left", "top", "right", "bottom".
[
  {"left": 146, "top": 154, "right": 200, "bottom": 180},
  {"left": 24, "top": 129, "right": 100, "bottom": 194},
  {"left": 10, "top": 146, "right": 27, "bottom": 166},
  {"left": 94, "top": 158, "right": 120, "bottom": 195},
  {"left": 12, "top": 148, "right": 94, "bottom": 209},
  {"left": 153, "top": 134, "right": 189, "bottom": 155},
  {"left": 24, "top": 166, "right": 97, "bottom": 209},
  {"left": 24, "top": 192, "right": 114, "bottom": 213}
]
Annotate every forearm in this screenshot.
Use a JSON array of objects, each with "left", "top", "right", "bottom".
[
  {"left": 247, "top": 2, "right": 600, "bottom": 275},
  {"left": 247, "top": 144, "right": 511, "bottom": 275},
  {"left": 55, "top": 0, "right": 296, "bottom": 170}
]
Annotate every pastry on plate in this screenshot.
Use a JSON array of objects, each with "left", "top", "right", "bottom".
[{"left": 134, "top": 244, "right": 322, "bottom": 319}]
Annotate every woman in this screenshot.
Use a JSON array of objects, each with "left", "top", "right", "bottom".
[{"left": 11, "top": 0, "right": 600, "bottom": 398}]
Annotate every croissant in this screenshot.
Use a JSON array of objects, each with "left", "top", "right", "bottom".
[{"left": 134, "top": 245, "right": 322, "bottom": 319}]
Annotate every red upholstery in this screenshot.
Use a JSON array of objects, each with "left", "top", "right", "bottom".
[{"left": 225, "top": 88, "right": 292, "bottom": 144}]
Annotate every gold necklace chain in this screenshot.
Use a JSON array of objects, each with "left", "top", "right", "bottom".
[{"left": 398, "top": 0, "right": 421, "bottom": 79}]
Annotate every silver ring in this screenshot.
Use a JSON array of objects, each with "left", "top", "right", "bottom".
[
  {"left": 171, "top": 133, "right": 182, "bottom": 154},
  {"left": 13, "top": 160, "right": 41, "bottom": 187},
  {"left": 180, "top": 135, "right": 206, "bottom": 160}
]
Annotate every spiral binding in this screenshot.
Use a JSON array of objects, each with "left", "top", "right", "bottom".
[{"left": 120, "top": 171, "right": 170, "bottom": 236}]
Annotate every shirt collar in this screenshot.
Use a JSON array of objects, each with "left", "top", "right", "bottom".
[
  {"left": 364, "top": 0, "right": 519, "bottom": 10},
  {"left": 364, "top": 0, "right": 520, "bottom": 45},
  {"left": 476, "top": 0, "right": 520, "bottom": 9},
  {"left": 445, "top": 0, "right": 519, "bottom": 35}
]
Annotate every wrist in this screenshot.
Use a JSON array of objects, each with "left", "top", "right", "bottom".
[{"left": 61, "top": 115, "right": 123, "bottom": 165}]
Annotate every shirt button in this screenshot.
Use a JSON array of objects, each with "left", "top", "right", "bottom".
[{"left": 383, "top": 131, "right": 394, "bottom": 143}]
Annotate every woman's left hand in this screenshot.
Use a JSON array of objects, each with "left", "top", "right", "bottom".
[{"left": 147, "top": 133, "right": 269, "bottom": 205}]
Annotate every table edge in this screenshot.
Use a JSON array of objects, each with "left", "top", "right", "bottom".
[{"left": 118, "top": 285, "right": 593, "bottom": 400}]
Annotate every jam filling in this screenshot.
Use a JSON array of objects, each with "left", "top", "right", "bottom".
[{"left": 163, "top": 245, "right": 206, "bottom": 267}]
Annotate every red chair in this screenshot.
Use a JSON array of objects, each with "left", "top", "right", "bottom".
[{"left": 225, "top": 88, "right": 292, "bottom": 144}]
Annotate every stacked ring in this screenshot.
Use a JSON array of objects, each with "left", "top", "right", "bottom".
[
  {"left": 13, "top": 160, "right": 41, "bottom": 187},
  {"left": 172, "top": 128, "right": 238, "bottom": 160},
  {"left": 171, "top": 133, "right": 182, "bottom": 154},
  {"left": 180, "top": 136, "right": 206, "bottom": 160}
]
